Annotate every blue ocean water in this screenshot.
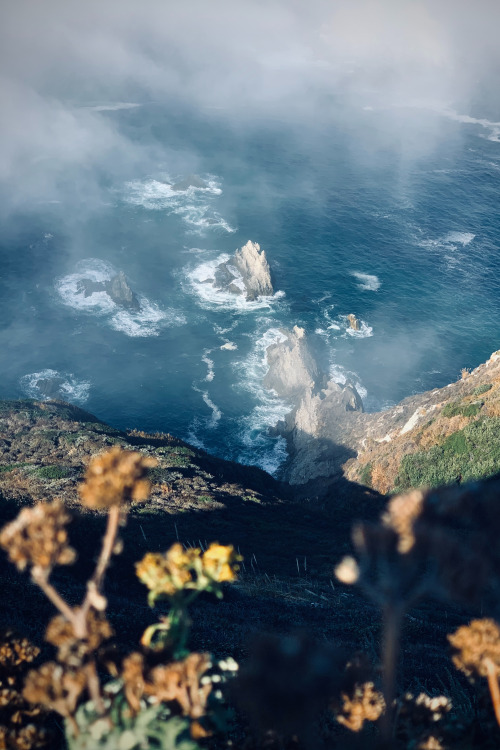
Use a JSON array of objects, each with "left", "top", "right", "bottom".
[{"left": 1, "top": 98, "right": 500, "bottom": 474}]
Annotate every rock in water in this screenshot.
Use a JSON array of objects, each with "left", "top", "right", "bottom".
[
  {"left": 214, "top": 241, "right": 273, "bottom": 301},
  {"left": 263, "top": 327, "right": 320, "bottom": 398},
  {"left": 347, "top": 314, "right": 360, "bottom": 331},
  {"left": 105, "top": 272, "right": 140, "bottom": 311},
  {"left": 171, "top": 175, "right": 207, "bottom": 191}
]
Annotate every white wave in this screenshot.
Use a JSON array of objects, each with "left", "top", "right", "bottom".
[
  {"left": 202, "top": 351, "right": 215, "bottom": 382},
  {"left": 233, "top": 326, "right": 291, "bottom": 475},
  {"left": 440, "top": 108, "right": 500, "bottom": 143},
  {"left": 443, "top": 231, "right": 475, "bottom": 246},
  {"left": 418, "top": 231, "right": 475, "bottom": 251},
  {"left": 123, "top": 175, "right": 234, "bottom": 233},
  {"left": 20, "top": 369, "right": 91, "bottom": 404},
  {"left": 57, "top": 259, "right": 116, "bottom": 315},
  {"left": 345, "top": 322, "right": 373, "bottom": 338},
  {"left": 220, "top": 342, "right": 237, "bottom": 351},
  {"left": 340, "top": 315, "right": 373, "bottom": 338},
  {"left": 185, "top": 254, "right": 285, "bottom": 311},
  {"left": 351, "top": 271, "right": 381, "bottom": 291},
  {"left": 328, "top": 363, "right": 367, "bottom": 401},
  {"left": 110, "top": 300, "right": 184, "bottom": 338},
  {"left": 57, "top": 258, "right": 185, "bottom": 337}
]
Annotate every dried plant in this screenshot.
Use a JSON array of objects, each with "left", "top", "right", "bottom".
[
  {"left": 78, "top": 446, "right": 156, "bottom": 510},
  {"left": 0, "top": 631, "right": 50, "bottom": 750},
  {"left": 449, "top": 619, "right": 500, "bottom": 726},
  {"left": 0, "top": 500, "right": 75, "bottom": 574},
  {"left": 335, "top": 681, "right": 385, "bottom": 732}
]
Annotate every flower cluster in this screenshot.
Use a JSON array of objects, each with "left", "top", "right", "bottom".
[
  {"left": 448, "top": 619, "right": 500, "bottom": 679},
  {"left": 79, "top": 447, "right": 157, "bottom": 510},
  {"left": 0, "top": 500, "right": 75, "bottom": 573},
  {"left": 122, "top": 651, "right": 212, "bottom": 718},
  {"left": 45, "top": 609, "right": 113, "bottom": 668},
  {"left": 0, "top": 632, "right": 50, "bottom": 750},
  {"left": 336, "top": 682, "right": 385, "bottom": 732},
  {"left": 23, "top": 662, "right": 87, "bottom": 720},
  {"left": 136, "top": 542, "right": 241, "bottom": 606}
]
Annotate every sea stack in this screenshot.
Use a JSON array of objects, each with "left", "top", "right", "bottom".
[{"left": 214, "top": 241, "right": 273, "bottom": 301}]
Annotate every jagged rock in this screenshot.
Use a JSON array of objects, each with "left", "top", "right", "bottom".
[
  {"left": 105, "top": 272, "right": 140, "bottom": 311},
  {"left": 263, "top": 328, "right": 320, "bottom": 398},
  {"left": 77, "top": 271, "right": 140, "bottom": 311},
  {"left": 214, "top": 241, "right": 273, "bottom": 301},
  {"left": 35, "top": 376, "right": 65, "bottom": 399},
  {"left": 171, "top": 175, "right": 207, "bottom": 191},
  {"left": 347, "top": 314, "right": 360, "bottom": 331}
]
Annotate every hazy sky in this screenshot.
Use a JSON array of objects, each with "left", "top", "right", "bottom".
[{"left": 1, "top": 0, "right": 499, "bottom": 211}]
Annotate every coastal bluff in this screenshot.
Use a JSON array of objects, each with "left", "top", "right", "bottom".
[{"left": 263, "top": 328, "right": 500, "bottom": 497}]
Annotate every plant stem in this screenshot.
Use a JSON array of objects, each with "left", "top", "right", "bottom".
[
  {"left": 84, "top": 661, "right": 105, "bottom": 716},
  {"left": 485, "top": 658, "right": 500, "bottom": 726},
  {"left": 31, "top": 568, "right": 76, "bottom": 625},
  {"left": 380, "top": 603, "right": 403, "bottom": 744}
]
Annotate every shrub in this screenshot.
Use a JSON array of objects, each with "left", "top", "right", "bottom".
[
  {"left": 394, "top": 417, "right": 500, "bottom": 491},
  {"left": 441, "top": 401, "right": 483, "bottom": 418},
  {"left": 33, "top": 465, "right": 74, "bottom": 480},
  {"left": 473, "top": 383, "right": 493, "bottom": 396}
]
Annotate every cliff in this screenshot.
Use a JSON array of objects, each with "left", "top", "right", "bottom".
[{"left": 262, "top": 329, "right": 500, "bottom": 497}]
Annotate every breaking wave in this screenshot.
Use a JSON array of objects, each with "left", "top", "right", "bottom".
[
  {"left": 185, "top": 254, "right": 285, "bottom": 311},
  {"left": 20, "top": 369, "right": 91, "bottom": 404},
  {"left": 56, "top": 258, "right": 185, "bottom": 337},
  {"left": 351, "top": 271, "right": 381, "bottom": 291}
]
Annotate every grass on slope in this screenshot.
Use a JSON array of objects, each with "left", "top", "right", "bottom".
[{"left": 394, "top": 417, "right": 500, "bottom": 491}]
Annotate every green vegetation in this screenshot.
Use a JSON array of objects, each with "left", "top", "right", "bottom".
[
  {"left": 359, "top": 462, "right": 373, "bottom": 488},
  {"left": 473, "top": 383, "right": 493, "bottom": 396},
  {"left": 32, "top": 465, "right": 74, "bottom": 480},
  {"left": 394, "top": 417, "right": 500, "bottom": 491},
  {"left": 441, "top": 400, "right": 483, "bottom": 418},
  {"left": 0, "top": 463, "right": 30, "bottom": 473}
]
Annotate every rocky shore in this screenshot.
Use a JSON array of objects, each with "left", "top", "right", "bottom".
[{"left": 263, "top": 328, "right": 500, "bottom": 497}]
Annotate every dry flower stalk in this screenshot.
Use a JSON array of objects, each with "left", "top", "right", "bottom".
[
  {"left": 1, "top": 447, "right": 156, "bottom": 725},
  {"left": 0, "top": 501, "right": 75, "bottom": 574},
  {"left": 79, "top": 446, "right": 156, "bottom": 510},
  {"left": 336, "top": 682, "right": 385, "bottom": 732},
  {"left": 449, "top": 618, "right": 500, "bottom": 726},
  {"left": 121, "top": 651, "right": 212, "bottom": 719}
]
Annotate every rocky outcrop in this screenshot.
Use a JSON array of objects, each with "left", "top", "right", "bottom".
[
  {"left": 105, "top": 272, "right": 140, "bottom": 311},
  {"left": 347, "top": 314, "right": 360, "bottom": 331},
  {"left": 264, "top": 332, "right": 500, "bottom": 497},
  {"left": 263, "top": 328, "right": 364, "bottom": 487},
  {"left": 77, "top": 272, "right": 140, "bottom": 311},
  {"left": 214, "top": 241, "right": 273, "bottom": 301},
  {"left": 263, "top": 326, "right": 321, "bottom": 398}
]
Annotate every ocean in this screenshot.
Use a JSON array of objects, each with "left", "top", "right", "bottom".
[{"left": 1, "top": 96, "right": 500, "bottom": 475}]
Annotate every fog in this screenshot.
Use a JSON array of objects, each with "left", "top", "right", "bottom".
[{"left": 1, "top": 0, "right": 500, "bottom": 211}]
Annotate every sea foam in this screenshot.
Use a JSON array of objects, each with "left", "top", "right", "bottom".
[
  {"left": 185, "top": 254, "right": 285, "bottom": 311},
  {"left": 20, "top": 369, "right": 91, "bottom": 404},
  {"left": 123, "top": 175, "right": 235, "bottom": 234},
  {"left": 56, "top": 258, "right": 185, "bottom": 337},
  {"left": 351, "top": 271, "right": 381, "bottom": 291}
]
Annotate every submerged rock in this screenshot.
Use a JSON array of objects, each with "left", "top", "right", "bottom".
[
  {"left": 214, "top": 241, "right": 273, "bottom": 301},
  {"left": 171, "top": 175, "right": 207, "bottom": 191}
]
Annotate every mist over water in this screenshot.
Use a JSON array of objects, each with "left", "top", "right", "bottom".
[{"left": 1, "top": 1, "right": 500, "bottom": 474}]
